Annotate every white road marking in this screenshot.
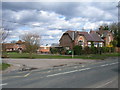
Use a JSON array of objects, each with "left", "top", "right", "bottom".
[
  {"left": 96, "top": 80, "right": 114, "bottom": 88},
  {"left": 101, "top": 64, "right": 109, "bottom": 67},
  {"left": 78, "top": 68, "right": 91, "bottom": 71},
  {"left": 81, "top": 65, "right": 85, "bottom": 67},
  {"left": 100, "top": 62, "right": 118, "bottom": 67},
  {"left": 109, "top": 62, "right": 118, "bottom": 65},
  {"left": 0, "top": 83, "right": 8, "bottom": 86},
  {"left": 24, "top": 73, "right": 31, "bottom": 77},
  {"left": 46, "top": 62, "right": 118, "bottom": 78},
  {"left": 47, "top": 71, "right": 51, "bottom": 73},
  {"left": 47, "top": 68, "right": 91, "bottom": 77},
  {"left": 74, "top": 66, "right": 78, "bottom": 68}
]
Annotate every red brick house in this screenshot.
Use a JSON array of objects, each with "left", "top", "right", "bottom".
[
  {"left": 96, "top": 30, "right": 114, "bottom": 47},
  {"left": 59, "top": 29, "right": 113, "bottom": 50}
]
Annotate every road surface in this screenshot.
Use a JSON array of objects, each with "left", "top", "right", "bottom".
[{"left": 2, "top": 57, "right": 119, "bottom": 88}]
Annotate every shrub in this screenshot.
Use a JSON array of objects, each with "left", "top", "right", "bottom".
[
  {"left": 90, "top": 47, "right": 98, "bottom": 54},
  {"left": 50, "top": 48, "right": 58, "bottom": 54},
  {"left": 83, "top": 46, "right": 91, "bottom": 54},
  {"left": 73, "top": 45, "right": 82, "bottom": 55}
]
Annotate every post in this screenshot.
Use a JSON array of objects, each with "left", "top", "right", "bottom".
[
  {"left": 72, "top": 31, "right": 75, "bottom": 58},
  {"left": 72, "top": 49, "right": 74, "bottom": 58}
]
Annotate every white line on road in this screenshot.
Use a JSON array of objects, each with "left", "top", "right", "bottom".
[
  {"left": 100, "top": 62, "right": 118, "bottom": 67},
  {"left": 47, "top": 68, "right": 91, "bottom": 77},
  {"left": 47, "top": 71, "right": 51, "bottom": 73},
  {"left": 0, "top": 83, "right": 8, "bottom": 86},
  {"left": 24, "top": 73, "right": 31, "bottom": 77},
  {"left": 46, "top": 62, "right": 118, "bottom": 78},
  {"left": 101, "top": 64, "right": 108, "bottom": 67},
  {"left": 81, "top": 65, "right": 85, "bottom": 67},
  {"left": 74, "top": 66, "right": 78, "bottom": 68},
  {"left": 96, "top": 80, "right": 114, "bottom": 88},
  {"left": 78, "top": 68, "right": 91, "bottom": 71},
  {"left": 109, "top": 62, "right": 119, "bottom": 65}
]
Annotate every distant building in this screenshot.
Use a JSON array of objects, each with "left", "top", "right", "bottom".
[
  {"left": 2, "top": 40, "right": 26, "bottom": 52},
  {"left": 38, "top": 45, "right": 50, "bottom": 53}
]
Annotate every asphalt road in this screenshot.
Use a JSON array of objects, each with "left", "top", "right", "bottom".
[{"left": 2, "top": 57, "right": 119, "bottom": 88}]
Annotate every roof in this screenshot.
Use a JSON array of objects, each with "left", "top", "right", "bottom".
[
  {"left": 3, "top": 43, "right": 15, "bottom": 48},
  {"left": 89, "top": 33, "right": 104, "bottom": 42},
  {"left": 96, "top": 30, "right": 110, "bottom": 37},
  {"left": 16, "top": 40, "right": 25, "bottom": 44},
  {"left": 62, "top": 30, "right": 103, "bottom": 42}
]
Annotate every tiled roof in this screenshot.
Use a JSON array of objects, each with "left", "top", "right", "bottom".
[
  {"left": 96, "top": 30, "right": 109, "bottom": 37},
  {"left": 16, "top": 40, "right": 25, "bottom": 44},
  {"left": 65, "top": 30, "right": 103, "bottom": 42},
  {"left": 3, "top": 43, "right": 15, "bottom": 48},
  {"left": 90, "top": 33, "right": 104, "bottom": 42}
]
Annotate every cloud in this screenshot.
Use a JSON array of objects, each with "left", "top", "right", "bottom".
[{"left": 2, "top": 2, "right": 118, "bottom": 45}]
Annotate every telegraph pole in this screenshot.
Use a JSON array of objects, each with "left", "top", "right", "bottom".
[
  {"left": 72, "top": 31, "right": 75, "bottom": 58},
  {"left": 117, "top": 2, "right": 120, "bottom": 47}
]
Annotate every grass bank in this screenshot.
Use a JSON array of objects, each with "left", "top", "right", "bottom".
[
  {"left": 5, "top": 52, "right": 120, "bottom": 60},
  {"left": 0, "top": 63, "right": 10, "bottom": 70}
]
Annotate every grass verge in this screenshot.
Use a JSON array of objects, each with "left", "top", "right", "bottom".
[
  {"left": 5, "top": 52, "right": 120, "bottom": 60},
  {"left": 0, "top": 63, "right": 10, "bottom": 70}
]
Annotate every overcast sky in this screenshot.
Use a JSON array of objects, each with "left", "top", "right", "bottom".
[{"left": 2, "top": 2, "right": 118, "bottom": 45}]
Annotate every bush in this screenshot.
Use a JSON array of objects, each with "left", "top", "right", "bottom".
[
  {"left": 50, "top": 47, "right": 65, "bottom": 54},
  {"left": 73, "top": 45, "right": 82, "bottom": 55},
  {"left": 83, "top": 46, "right": 91, "bottom": 54},
  {"left": 90, "top": 47, "right": 98, "bottom": 54},
  {"left": 50, "top": 48, "right": 58, "bottom": 54}
]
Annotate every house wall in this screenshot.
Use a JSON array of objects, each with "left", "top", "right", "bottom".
[
  {"left": 59, "top": 34, "right": 73, "bottom": 49},
  {"left": 75, "top": 35, "right": 87, "bottom": 47},
  {"left": 39, "top": 46, "right": 50, "bottom": 53},
  {"left": 105, "top": 32, "right": 114, "bottom": 46}
]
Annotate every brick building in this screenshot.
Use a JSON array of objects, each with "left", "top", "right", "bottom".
[
  {"left": 2, "top": 40, "right": 26, "bottom": 52},
  {"left": 59, "top": 29, "right": 113, "bottom": 50}
]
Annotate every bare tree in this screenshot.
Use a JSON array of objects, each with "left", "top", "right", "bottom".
[
  {"left": 0, "top": 27, "right": 9, "bottom": 57},
  {"left": 0, "top": 28, "right": 9, "bottom": 42},
  {"left": 21, "top": 33, "right": 40, "bottom": 58}
]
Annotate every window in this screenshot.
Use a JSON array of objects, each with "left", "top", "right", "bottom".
[
  {"left": 88, "top": 42, "right": 91, "bottom": 47},
  {"left": 94, "top": 42, "right": 98, "bottom": 47},
  {"left": 79, "top": 40, "right": 83, "bottom": 46},
  {"left": 99, "top": 42, "right": 103, "bottom": 47},
  {"left": 66, "top": 47, "right": 70, "bottom": 50}
]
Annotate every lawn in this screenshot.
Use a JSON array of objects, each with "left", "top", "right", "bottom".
[
  {"left": 0, "top": 63, "right": 10, "bottom": 70},
  {"left": 6, "top": 52, "right": 120, "bottom": 60}
]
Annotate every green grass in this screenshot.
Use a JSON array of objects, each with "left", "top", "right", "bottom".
[
  {"left": 6, "top": 52, "right": 120, "bottom": 60},
  {"left": 0, "top": 63, "right": 10, "bottom": 70}
]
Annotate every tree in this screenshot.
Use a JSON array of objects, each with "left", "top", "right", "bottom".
[
  {"left": 108, "top": 23, "right": 120, "bottom": 47},
  {"left": 99, "top": 23, "right": 109, "bottom": 30},
  {"left": 100, "top": 23, "right": 119, "bottom": 47},
  {"left": 0, "top": 28, "right": 10, "bottom": 58},
  {"left": 21, "top": 33, "right": 40, "bottom": 58}
]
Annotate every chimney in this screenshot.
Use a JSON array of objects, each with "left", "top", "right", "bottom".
[{"left": 72, "top": 31, "right": 75, "bottom": 40}]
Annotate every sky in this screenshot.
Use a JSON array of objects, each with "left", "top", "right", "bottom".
[{"left": 2, "top": 1, "right": 118, "bottom": 45}]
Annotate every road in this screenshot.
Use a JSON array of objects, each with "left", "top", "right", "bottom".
[{"left": 2, "top": 57, "right": 119, "bottom": 88}]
